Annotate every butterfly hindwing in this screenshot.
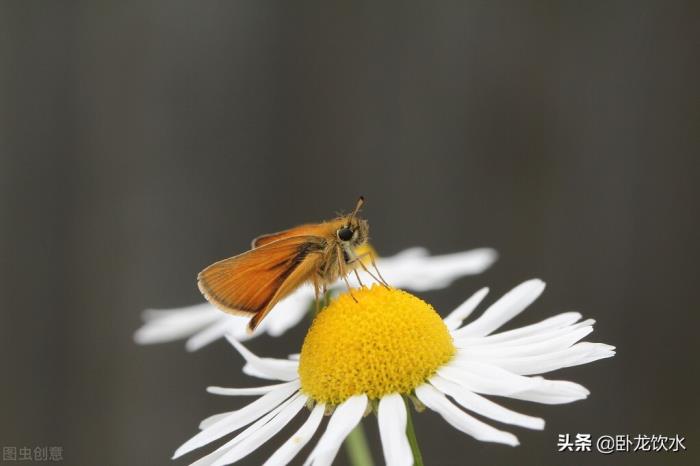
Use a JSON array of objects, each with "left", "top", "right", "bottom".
[{"left": 198, "top": 235, "right": 325, "bottom": 322}]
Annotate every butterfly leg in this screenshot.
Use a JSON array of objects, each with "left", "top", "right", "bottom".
[
  {"left": 336, "top": 245, "right": 358, "bottom": 302},
  {"left": 350, "top": 253, "right": 391, "bottom": 289},
  {"left": 353, "top": 268, "right": 366, "bottom": 288},
  {"left": 368, "top": 252, "right": 390, "bottom": 288},
  {"left": 313, "top": 277, "right": 321, "bottom": 315},
  {"left": 321, "top": 284, "right": 329, "bottom": 309}
]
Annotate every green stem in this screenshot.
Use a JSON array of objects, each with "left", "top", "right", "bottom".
[
  {"left": 405, "top": 397, "right": 424, "bottom": 466},
  {"left": 345, "top": 421, "right": 374, "bottom": 466}
]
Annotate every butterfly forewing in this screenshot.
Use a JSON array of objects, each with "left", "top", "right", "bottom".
[
  {"left": 198, "top": 235, "right": 325, "bottom": 323},
  {"left": 251, "top": 223, "right": 335, "bottom": 248}
]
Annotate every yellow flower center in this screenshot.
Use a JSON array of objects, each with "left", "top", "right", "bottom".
[{"left": 299, "top": 285, "right": 455, "bottom": 405}]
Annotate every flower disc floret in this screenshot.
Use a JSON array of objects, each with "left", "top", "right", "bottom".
[{"left": 299, "top": 285, "right": 455, "bottom": 404}]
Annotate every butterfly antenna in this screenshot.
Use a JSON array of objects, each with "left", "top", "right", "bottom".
[{"left": 349, "top": 196, "right": 365, "bottom": 222}]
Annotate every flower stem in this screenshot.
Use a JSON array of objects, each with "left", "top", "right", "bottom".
[
  {"left": 405, "top": 397, "right": 424, "bottom": 466},
  {"left": 345, "top": 421, "right": 374, "bottom": 466}
]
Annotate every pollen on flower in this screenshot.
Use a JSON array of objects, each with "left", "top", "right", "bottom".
[{"left": 299, "top": 285, "right": 455, "bottom": 405}]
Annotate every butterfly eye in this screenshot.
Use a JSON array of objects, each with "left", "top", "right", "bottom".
[{"left": 337, "top": 228, "right": 353, "bottom": 241}]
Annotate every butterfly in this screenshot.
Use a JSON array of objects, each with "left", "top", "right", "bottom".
[{"left": 197, "top": 197, "right": 388, "bottom": 332}]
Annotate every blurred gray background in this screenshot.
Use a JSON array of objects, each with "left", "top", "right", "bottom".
[{"left": 1, "top": 1, "right": 698, "bottom": 465}]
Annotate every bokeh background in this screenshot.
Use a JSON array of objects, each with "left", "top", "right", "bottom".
[{"left": 1, "top": 2, "right": 698, "bottom": 465}]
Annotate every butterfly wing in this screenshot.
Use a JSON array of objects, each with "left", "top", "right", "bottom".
[
  {"left": 198, "top": 236, "right": 325, "bottom": 328},
  {"left": 251, "top": 223, "right": 335, "bottom": 248},
  {"left": 246, "top": 254, "right": 322, "bottom": 331}
]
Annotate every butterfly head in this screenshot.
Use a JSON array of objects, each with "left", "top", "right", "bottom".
[
  {"left": 336, "top": 217, "right": 369, "bottom": 248},
  {"left": 336, "top": 196, "right": 369, "bottom": 247}
]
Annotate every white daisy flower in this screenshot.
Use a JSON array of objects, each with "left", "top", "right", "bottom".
[
  {"left": 134, "top": 246, "right": 497, "bottom": 351},
  {"left": 173, "top": 280, "right": 615, "bottom": 465}
]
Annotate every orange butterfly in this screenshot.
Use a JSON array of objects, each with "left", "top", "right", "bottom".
[{"left": 197, "top": 197, "right": 388, "bottom": 332}]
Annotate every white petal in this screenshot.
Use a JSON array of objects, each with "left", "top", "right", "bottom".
[
  {"left": 209, "top": 394, "right": 308, "bottom": 466},
  {"left": 438, "top": 361, "right": 539, "bottom": 396},
  {"left": 414, "top": 248, "right": 498, "bottom": 281},
  {"left": 264, "top": 404, "right": 325, "bottom": 466},
  {"left": 207, "top": 382, "right": 294, "bottom": 396},
  {"left": 242, "top": 363, "right": 280, "bottom": 381},
  {"left": 438, "top": 361, "right": 591, "bottom": 405},
  {"left": 511, "top": 377, "right": 590, "bottom": 405},
  {"left": 304, "top": 394, "right": 368, "bottom": 466},
  {"left": 134, "top": 304, "right": 221, "bottom": 344},
  {"left": 227, "top": 336, "right": 299, "bottom": 381},
  {"left": 173, "top": 381, "right": 300, "bottom": 458},
  {"left": 378, "top": 394, "right": 413, "bottom": 466},
  {"left": 456, "top": 317, "right": 593, "bottom": 349},
  {"left": 470, "top": 342, "right": 616, "bottom": 375},
  {"left": 429, "top": 375, "right": 544, "bottom": 430},
  {"left": 372, "top": 248, "right": 498, "bottom": 291},
  {"left": 455, "top": 312, "right": 583, "bottom": 342},
  {"left": 190, "top": 392, "right": 302, "bottom": 466},
  {"left": 141, "top": 302, "right": 217, "bottom": 321},
  {"left": 454, "top": 326, "right": 594, "bottom": 357},
  {"left": 414, "top": 384, "right": 518, "bottom": 446},
  {"left": 199, "top": 412, "right": 232, "bottom": 430},
  {"left": 384, "top": 247, "right": 429, "bottom": 260},
  {"left": 186, "top": 318, "right": 241, "bottom": 352},
  {"left": 229, "top": 321, "right": 270, "bottom": 343},
  {"left": 454, "top": 279, "right": 545, "bottom": 338},
  {"left": 443, "top": 288, "right": 490, "bottom": 331},
  {"left": 264, "top": 287, "right": 316, "bottom": 337}
]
